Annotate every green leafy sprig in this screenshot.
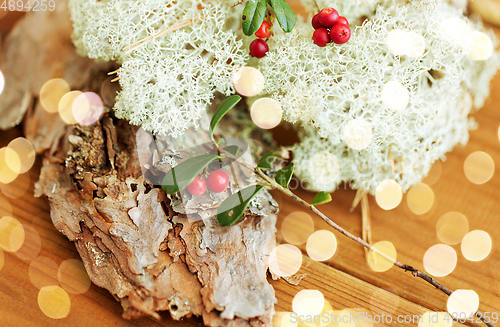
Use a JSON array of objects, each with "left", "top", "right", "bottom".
[{"left": 241, "top": 0, "right": 296, "bottom": 36}]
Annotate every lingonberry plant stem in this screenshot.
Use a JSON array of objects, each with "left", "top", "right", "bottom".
[{"left": 252, "top": 167, "right": 496, "bottom": 327}]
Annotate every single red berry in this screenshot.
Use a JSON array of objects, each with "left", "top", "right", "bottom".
[
  {"left": 207, "top": 170, "right": 229, "bottom": 193},
  {"left": 312, "top": 28, "right": 330, "bottom": 47},
  {"left": 187, "top": 175, "right": 207, "bottom": 196},
  {"left": 329, "top": 23, "right": 351, "bottom": 44},
  {"left": 255, "top": 20, "right": 272, "bottom": 39},
  {"left": 249, "top": 39, "right": 269, "bottom": 58},
  {"left": 338, "top": 16, "right": 349, "bottom": 26},
  {"left": 311, "top": 13, "right": 322, "bottom": 29},
  {"left": 318, "top": 7, "right": 339, "bottom": 27}
]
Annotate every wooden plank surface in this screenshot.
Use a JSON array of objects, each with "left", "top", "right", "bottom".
[{"left": 1, "top": 8, "right": 500, "bottom": 327}]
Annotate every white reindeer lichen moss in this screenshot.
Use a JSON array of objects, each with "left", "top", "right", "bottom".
[
  {"left": 69, "top": 0, "right": 499, "bottom": 194},
  {"left": 256, "top": 0, "right": 500, "bottom": 193},
  {"left": 69, "top": 0, "right": 247, "bottom": 137}
]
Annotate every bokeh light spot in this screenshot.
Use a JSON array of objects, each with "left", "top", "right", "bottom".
[
  {"left": 423, "top": 244, "right": 457, "bottom": 277},
  {"left": 58, "top": 91, "right": 82, "bottom": 125},
  {"left": 0, "top": 70, "right": 5, "bottom": 95},
  {"left": 381, "top": 81, "right": 410, "bottom": 112},
  {"left": 423, "top": 161, "right": 442, "bottom": 186},
  {"left": 0, "top": 172, "right": 30, "bottom": 199},
  {"left": 436, "top": 212, "right": 469, "bottom": 245},
  {"left": 58, "top": 259, "right": 91, "bottom": 294},
  {"left": 406, "top": 31, "right": 426, "bottom": 58},
  {"left": 465, "top": 32, "right": 493, "bottom": 61},
  {"left": 29, "top": 256, "right": 59, "bottom": 289},
  {"left": 464, "top": 151, "right": 494, "bottom": 184},
  {"left": 447, "top": 290, "right": 479, "bottom": 319},
  {"left": 343, "top": 118, "right": 372, "bottom": 151},
  {"left": 418, "top": 312, "right": 452, "bottom": 327},
  {"left": 272, "top": 312, "right": 298, "bottom": 327},
  {"left": 375, "top": 180, "right": 402, "bottom": 210},
  {"left": 461, "top": 230, "right": 492, "bottom": 262},
  {"left": 367, "top": 241, "right": 397, "bottom": 272},
  {"left": 387, "top": 29, "right": 410, "bottom": 56},
  {"left": 292, "top": 289, "right": 325, "bottom": 317},
  {"left": 233, "top": 66, "right": 265, "bottom": 97},
  {"left": 250, "top": 97, "right": 282, "bottom": 129},
  {"left": 407, "top": 183, "right": 434, "bottom": 215},
  {"left": 38, "top": 286, "right": 71, "bottom": 319},
  {"left": 306, "top": 230, "right": 337, "bottom": 261},
  {"left": 72, "top": 92, "right": 104, "bottom": 126},
  {"left": 0, "top": 147, "right": 21, "bottom": 184},
  {"left": 15, "top": 224, "right": 42, "bottom": 261},
  {"left": 281, "top": 211, "right": 314, "bottom": 245},
  {"left": 40, "top": 79, "right": 70, "bottom": 113},
  {"left": 269, "top": 244, "right": 302, "bottom": 277},
  {"left": 0, "top": 248, "right": 4, "bottom": 272},
  {"left": 309, "top": 151, "right": 340, "bottom": 186},
  {"left": 0, "top": 216, "right": 25, "bottom": 252},
  {"left": 7, "top": 138, "right": 35, "bottom": 174},
  {"left": 0, "top": 196, "right": 13, "bottom": 217}
]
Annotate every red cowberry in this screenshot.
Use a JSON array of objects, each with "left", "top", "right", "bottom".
[
  {"left": 187, "top": 175, "right": 207, "bottom": 196},
  {"left": 312, "top": 13, "right": 322, "bottom": 29},
  {"left": 312, "top": 28, "right": 330, "bottom": 47},
  {"left": 207, "top": 170, "right": 229, "bottom": 193},
  {"left": 329, "top": 23, "right": 351, "bottom": 44},
  {"left": 255, "top": 20, "right": 271, "bottom": 39},
  {"left": 249, "top": 39, "right": 269, "bottom": 58},
  {"left": 318, "top": 7, "right": 339, "bottom": 27},
  {"left": 338, "top": 16, "right": 349, "bottom": 26}
]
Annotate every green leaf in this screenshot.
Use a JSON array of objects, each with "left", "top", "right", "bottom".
[
  {"left": 161, "top": 154, "right": 219, "bottom": 194},
  {"left": 242, "top": 0, "right": 268, "bottom": 36},
  {"left": 268, "top": 0, "right": 296, "bottom": 33},
  {"left": 275, "top": 163, "right": 294, "bottom": 188},
  {"left": 210, "top": 95, "right": 242, "bottom": 140},
  {"left": 257, "top": 150, "right": 280, "bottom": 169},
  {"left": 311, "top": 191, "right": 332, "bottom": 206},
  {"left": 223, "top": 145, "right": 239, "bottom": 156},
  {"left": 217, "top": 185, "right": 264, "bottom": 226}
]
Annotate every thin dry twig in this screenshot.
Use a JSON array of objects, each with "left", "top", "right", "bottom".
[{"left": 253, "top": 167, "right": 496, "bottom": 327}]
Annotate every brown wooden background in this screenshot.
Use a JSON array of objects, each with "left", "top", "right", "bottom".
[{"left": 1, "top": 6, "right": 500, "bottom": 327}]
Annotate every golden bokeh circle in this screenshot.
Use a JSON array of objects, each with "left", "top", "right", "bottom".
[
  {"left": 38, "top": 285, "right": 71, "bottom": 319},
  {"left": 407, "top": 183, "right": 434, "bottom": 215},
  {"left": 423, "top": 244, "right": 457, "bottom": 277},
  {"left": 58, "top": 91, "right": 82, "bottom": 125},
  {"left": 58, "top": 259, "right": 92, "bottom": 294},
  {"left": 375, "top": 180, "right": 403, "bottom": 210},
  {"left": 436, "top": 212, "right": 469, "bottom": 245},
  {"left": 447, "top": 290, "right": 479, "bottom": 320},
  {"left": 29, "top": 256, "right": 60, "bottom": 289},
  {"left": 15, "top": 224, "right": 42, "bottom": 261},
  {"left": 292, "top": 289, "right": 325, "bottom": 317},
  {"left": 250, "top": 97, "right": 282, "bottom": 129},
  {"left": 463, "top": 151, "right": 494, "bottom": 184},
  {"left": 367, "top": 241, "right": 397, "bottom": 272},
  {"left": 0, "top": 172, "right": 30, "bottom": 199},
  {"left": 306, "top": 230, "right": 337, "bottom": 261},
  {"left": 7, "top": 137, "right": 36, "bottom": 174},
  {"left": 0, "top": 147, "right": 21, "bottom": 184},
  {"left": 40, "top": 79, "right": 71, "bottom": 113},
  {"left": 232, "top": 66, "right": 265, "bottom": 97},
  {"left": 281, "top": 211, "right": 315, "bottom": 245},
  {"left": 423, "top": 161, "right": 442, "bottom": 186},
  {"left": 72, "top": 92, "right": 104, "bottom": 126},
  {"left": 461, "top": 230, "right": 492, "bottom": 262},
  {"left": 0, "top": 216, "right": 25, "bottom": 252},
  {"left": 268, "top": 244, "right": 302, "bottom": 277},
  {"left": 272, "top": 312, "right": 298, "bottom": 327}
]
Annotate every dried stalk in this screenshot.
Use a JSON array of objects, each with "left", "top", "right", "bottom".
[{"left": 252, "top": 167, "right": 496, "bottom": 327}]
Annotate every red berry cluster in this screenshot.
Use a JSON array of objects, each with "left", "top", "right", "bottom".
[
  {"left": 186, "top": 170, "right": 229, "bottom": 196},
  {"left": 311, "top": 8, "right": 351, "bottom": 47},
  {"left": 249, "top": 20, "right": 271, "bottom": 58}
]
